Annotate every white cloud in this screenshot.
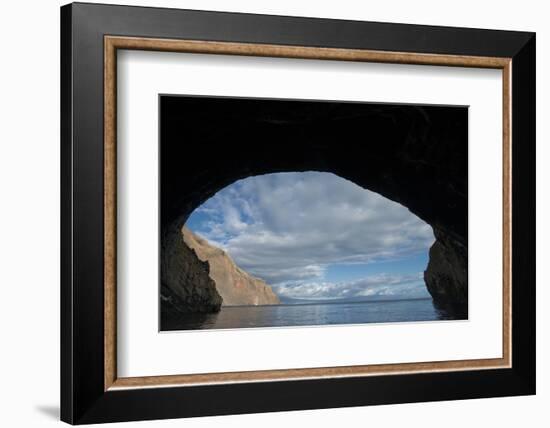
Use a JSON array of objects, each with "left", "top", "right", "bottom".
[
  {"left": 189, "top": 172, "right": 434, "bottom": 289},
  {"left": 273, "top": 273, "right": 429, "bottom": 300}
]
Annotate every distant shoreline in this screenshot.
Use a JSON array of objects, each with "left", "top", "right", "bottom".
[{"left": 224, "top": 296, "right": 432, "bottom": 309}]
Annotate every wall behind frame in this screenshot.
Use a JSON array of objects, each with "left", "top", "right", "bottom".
[{"left": 0, "top": 0, "right": 546, "bottom": 427}]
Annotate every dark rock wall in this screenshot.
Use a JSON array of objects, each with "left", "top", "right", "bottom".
[
  {"left": 161, "top": 222, "right": 222, "bottom": 317},
  {"left": 182, "top": 226, "right": 280, "bottom": 306},
  {"left": 160, "top": 96, "right": 469, "bottom": 316},
  {"left": 424, "top": 228, "right": 468, "bottom": 316}
]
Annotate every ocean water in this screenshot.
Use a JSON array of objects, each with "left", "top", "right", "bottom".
[{"left": 161, "top": 298, "right": 463, "bottom": 331}]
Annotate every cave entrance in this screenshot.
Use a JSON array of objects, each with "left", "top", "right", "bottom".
[
  {"left": 185, "top": 171, "right": 435, "bottom": 304},
  {"left": 159, "top": 95, "right": 468, "bottom": 330}
]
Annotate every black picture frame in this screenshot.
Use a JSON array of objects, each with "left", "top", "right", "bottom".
[{"left": 61, "top": 2, "right": 535, "bottom": 424}]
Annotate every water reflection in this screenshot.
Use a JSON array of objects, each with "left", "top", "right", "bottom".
[{"left": 161, "top": 298, "right": 465, "bottom": 332}]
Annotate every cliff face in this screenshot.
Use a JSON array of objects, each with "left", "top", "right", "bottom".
[
  {"left": 161, "top": 223, "right": 280, "bottom": 320},
  {"left": 161, "top": 222, "right": 222, "bottom": 316},
  {"left": 424, "top": 228, "right": 468, "bottom": 316},
  {"left": 182, "top": 227, "right": 280, "bottom": 306}
]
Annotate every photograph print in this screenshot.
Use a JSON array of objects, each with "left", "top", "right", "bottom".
[{"left": 160, "top": 95, "right": 468, "bottom": 331}]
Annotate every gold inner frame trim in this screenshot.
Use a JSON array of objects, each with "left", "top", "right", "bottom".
[{"left": 104, "top": 35, "right": 512, "bottom": 391}]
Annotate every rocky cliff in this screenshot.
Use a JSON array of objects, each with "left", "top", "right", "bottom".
[
  {"left": 182, "top": 227, "right": 280, "bottom": 306},
  {"left": 161, "top": 224, "right": 280, "bottom": 320},
  {"left": 424, "top": 228, "right": 468, "bottom": 316},
  {"left": 161, "top": 222, "right": 222, "bottom": 316}
]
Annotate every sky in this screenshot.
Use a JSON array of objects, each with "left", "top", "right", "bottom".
[{"left": 186, "top": 172, "right": 435, "bottom": 302}]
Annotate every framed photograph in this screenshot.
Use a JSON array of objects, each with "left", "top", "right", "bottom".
[{"left": 60, "top": 2, "right": 535, "bottom": 424}]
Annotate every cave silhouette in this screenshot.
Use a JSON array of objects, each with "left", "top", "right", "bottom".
[{"left": 160, "top": 95, "right": 468, "bottom": 317}]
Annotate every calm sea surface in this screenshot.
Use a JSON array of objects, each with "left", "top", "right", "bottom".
[{"left": 162, "top": 298, "right": 461, "bottom": 331}]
